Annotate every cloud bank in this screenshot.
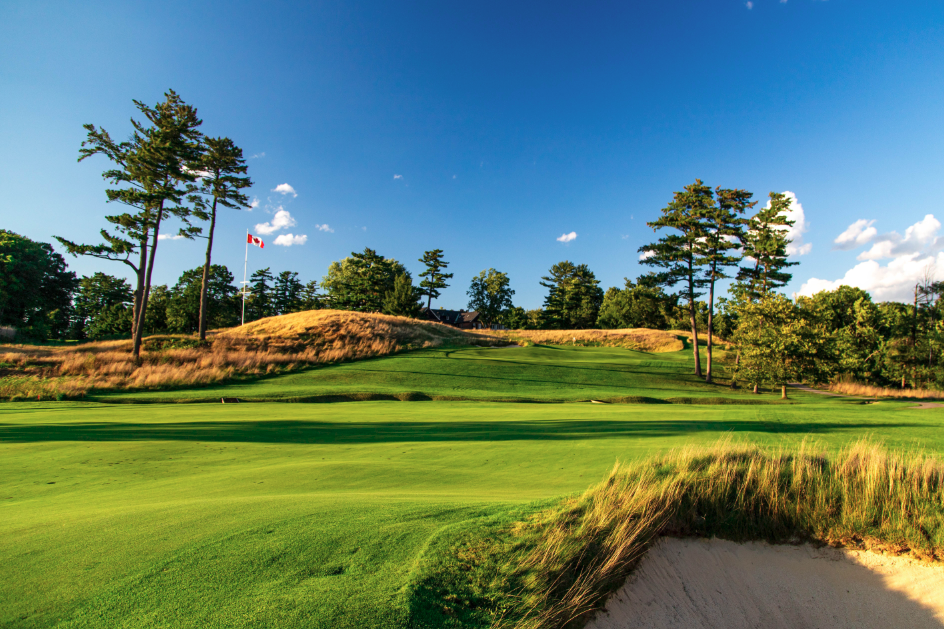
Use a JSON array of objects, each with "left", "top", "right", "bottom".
[{"left": 801, "top": 214, "right": 944, "bottom": 301}]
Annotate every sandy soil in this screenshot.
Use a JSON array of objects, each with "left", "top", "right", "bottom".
[{"left": 587, "top": 537, "right": 944, "bottom": 629}]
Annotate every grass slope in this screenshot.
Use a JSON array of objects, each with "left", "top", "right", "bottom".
[
  {"left": 96, "top": 345, "right": 754, "bottom": 404},
  {"left": 3, "top": 396, "right": 943, "bottom": 628}
]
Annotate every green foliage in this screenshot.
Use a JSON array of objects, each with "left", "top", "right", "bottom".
[
  {"left": 273, "top": 271, "right": 305, "bottom": 315},
  {"left": 539, "top": 261, "right": 603, "bottom": 329},
  {"left": 467, "top": 268, "right": 515, "bottom": 326},
  {"left": 0, "top": 230, "right": 77, "bottom": 340},
  {"left": 735, "top": 192, "right": 798, "bottom": 299},
  {"left": 597, "top": 275, "right": 676, "bottom": 329},
  {"left": 382, "top": 274, "right": 422, "bottom": 318},
  {"left": 246, "top": 267, "right": 275, "bottom": 321},
  {"left": 191, "top": 136, "right": 252, "bottom": 339},
  {"left": 736, "top": 294, "right": 833, "bottom": 394},
  {"left": 322, "top": 249, "right": 409, "bottom": 313},
  {"left": 55, "top": 89, "right": 205, "bottom": 356},
  {"left": 166, "top": 265, "right": 239, "bottom": 333},
  {"left": 72, "top": 272, "right": 133, "bottom": 340},
  {"left": 417, "top": 249, "right": 453, "bottom": 309}
]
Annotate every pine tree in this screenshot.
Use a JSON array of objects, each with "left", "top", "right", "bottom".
[
  {"left": 639, "top": 180, "right": 713, "bottom": 376},
  {"left": 418, "top": 249, "right": 453, "bottom": 310},
  {"left": 383, "top": 274, "right": 422, "bottom": 318},
  {"left": 248, "top": 267, "right": 274, "bottom": 320},
  {"left": 55, "top": 90, "right": 204, "bottom": 357},
  {"left": 273, "top": 271, "right": 304, "bottom": 314},
  {"left": 735, "top": 192, "right": 798, "bottom": 300},
  {"left": 540, "top": 262, "right": 603, "bottom": 329},
  {"left": 193, "top": 137, "right": 252, "bottom": 340},
  {"left": 700, "top": 187, "right": 752, "bottom": 382}
]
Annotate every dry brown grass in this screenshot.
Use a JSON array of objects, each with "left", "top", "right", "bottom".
[
  {"left": 499, "top": 440, "right": 944, "bottom": 629},
  {"left": 828, "top": 381, "right": 944, "bottom": 400},
  {"left": 473, "top": 328, "right": 685, "bottom": 353},
  {"left": 0, "top": 310, "right": 504, "bottom": 400}
]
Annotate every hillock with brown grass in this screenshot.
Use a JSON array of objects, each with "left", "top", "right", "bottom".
[
  {"left": 473, "top": 328, "right": 688, "bottom": 353},
  {"left": 0, "top": 310, "right": 504, "bottom": 400}
]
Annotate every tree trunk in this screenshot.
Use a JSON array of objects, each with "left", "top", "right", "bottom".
[
  {"left": 132, "top": 207, "right": 163, "bottom": 359},
  {"left": 731, "top": 350, "right": 740, "bottom": 388},
  {"left": 130, "top": 235, "right": 149, "bottom": 344},
  {"left": 705, "top": 263, "right": 716, "bottom": 383},
  {"left": 753, "top": 383, "right": 758, "bottom": 394},
  {"left": 781, "top": 384, "right": 787, "bottom": 399},
  {"left": 687, "top": 252, "right": 702, "bottom": 377},
  {"left": 198, "top": 201, "right": 218, "bottom": 341}
]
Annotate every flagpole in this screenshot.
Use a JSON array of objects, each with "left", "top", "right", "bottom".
[{"left": 242, "top": 229, "right": 249, "bottom": 326}]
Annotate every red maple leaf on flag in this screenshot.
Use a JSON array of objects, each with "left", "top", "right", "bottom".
[{"left": 247, "top": 234, "right": 264, "bottom": 248}]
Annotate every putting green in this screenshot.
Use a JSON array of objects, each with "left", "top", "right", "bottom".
[{"left": 2, "top": 394, "right": 941, "bottom": 628}]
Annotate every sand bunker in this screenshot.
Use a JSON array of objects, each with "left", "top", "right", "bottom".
[{"left": 587, "top": 537, "right": 944, "bottom": 629}]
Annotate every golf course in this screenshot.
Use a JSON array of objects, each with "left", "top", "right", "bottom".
[{"left": 3, "top": 316, "right": 944, "bottom": 628}]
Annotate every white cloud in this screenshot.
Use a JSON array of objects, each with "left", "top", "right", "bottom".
[
  {"left": 801, "top": 253, "right": 942, "bottom": 302},
  {"left": 833, "top": 219, "right": 877, "bottom": 250},
  {"left": 250, "top": 152, "right": 265, "bottom": 159},
  {"left": 746, "top": 1, "right": 753, "bottom": 7},
  {"left": 393, "top": 174, "right": 402, "bottom": 179},
  {"left": 248, "top": 198, "right": 259, "bottom": 211},
  {"left": 639, "top": 250, "right": 656, "bottom": 261},
  {"left": 780, "top": 191, "right": 811, "bottom": 256},
  {"left": 254, "top": 208, "right": 296, "bottom": 235},
  {"left": 315, "top": 224, "right": 334, "bottom": 233},
  {"left": 273, "top": 233, "right": 308, "bottom": 247},
  {"left": 157, "top": 233, "right": 185, "bottom": 241},
  {"left": 802, "top": 214, "right": 944, "bottom": 302},
  {"left": 272, "top": 183, "right": 297, "bottom": 197},
  {"left": 557, "top": 231, "right": 577, "bottom": 243},
  {"left": 362, "top": 226, "right": 367, "bottom": 231},
  {"left": 857, "top": 214, "right": 942, "bottom": 261}
]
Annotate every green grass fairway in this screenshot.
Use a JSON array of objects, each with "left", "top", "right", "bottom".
[
  {"left": 3, "top": 395, "right": 943, "bottom": 628},
  {"left": 95, "top": 345, "right": 758, "bottom": 403}
]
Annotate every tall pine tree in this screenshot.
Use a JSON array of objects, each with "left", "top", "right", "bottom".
[
  {"left": 56, "top": 90, "right": 204, "bottom": 357},
  {"left": 418, "top": 249, "right": 453, "bottom": 310},
  {"left": 193, "top": 137, "right": 252, "bottom": 340},
  {"left": 639, "top": 180, "right": 713, "bottom": 376}
]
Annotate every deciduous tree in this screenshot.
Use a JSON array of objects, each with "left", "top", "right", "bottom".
[{"left": 467, "top": 269, "right": 514, "bottom": 326}]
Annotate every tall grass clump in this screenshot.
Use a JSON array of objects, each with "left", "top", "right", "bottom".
[
  {"left": 474, "top": 328, "right": 686, "bottom": 353},
  {"left": 828, "top": 381, "right": 944, "bottom": 400},
  {"left": 474, "top": 440, "right": 944, "bottom": 629}
]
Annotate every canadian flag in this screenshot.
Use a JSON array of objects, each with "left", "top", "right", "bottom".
[{"left": 247, "top": 234, "right": 264, "bottom": 248}]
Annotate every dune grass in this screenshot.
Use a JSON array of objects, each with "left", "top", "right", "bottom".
[
  {"left": 471, "top": 328, "right": 690, "bottom": 353},
  {"left": 0, "top": 311, "right": 504, "bottom": 400},
  {"left": 2, "top": 396, "right": 944, "bottom": 628},
  {"left": 828, "top": 381, "right": 944, "bottom": 400}
]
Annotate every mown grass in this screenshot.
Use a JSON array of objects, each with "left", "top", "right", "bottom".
[
  {"left": 94, "top": 344, "right": 758, "bottom": 404},
  {"left": 2, "top": 397, "right": 943, "bottom": 628}
]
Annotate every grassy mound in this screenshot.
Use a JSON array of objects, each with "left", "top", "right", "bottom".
[
  {"left": 413, "top": 441, "right": 944, "bottom": 629},
  {"left": 0, "top": 310, "right": 503, "bottom": 400},
  {"left": 474, "top": 328, "right": 687, "bottom": 353}
]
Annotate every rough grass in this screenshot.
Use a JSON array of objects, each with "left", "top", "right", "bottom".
[
  {"left": 474, "top": 328, "right": 685, "bottom": 353},
  {"left": 416, "top": 440, "right": 944, "bottom": 629},
  {"left": 0, "top": 310, "right": 504, "bottom": 400},
  {"left": 828, "top": 381, "right": 944, "bottom": 400}
]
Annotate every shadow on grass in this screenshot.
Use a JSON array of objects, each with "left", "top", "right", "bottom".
[{"left": 0, "top": 419, "right": 919, "bottom": 445}]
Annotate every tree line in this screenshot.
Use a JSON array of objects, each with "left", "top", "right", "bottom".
[{"left": 0, "top": 88, "right": 940, "bottom": 392}]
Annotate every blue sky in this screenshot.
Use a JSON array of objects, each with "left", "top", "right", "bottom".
[{"left": 3, "top": 0, "right": 944, "bottom": 307}]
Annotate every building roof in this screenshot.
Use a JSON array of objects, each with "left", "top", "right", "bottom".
[{"left": 421, "top": 307, "right": 481, "bottom": 326}]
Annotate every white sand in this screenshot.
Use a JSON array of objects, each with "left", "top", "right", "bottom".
[{"left": 587, "top": 537, "right": 944, "bottom": 629}]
